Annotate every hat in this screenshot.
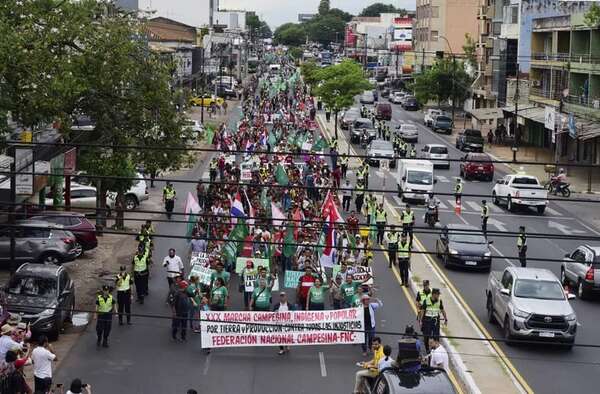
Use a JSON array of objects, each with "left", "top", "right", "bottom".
[
  {"left": 179, "top": 280, "right": 189, "bottom": 290},
  {"left": 120, "top": 265, "right": 127, "bottom": 271},
  {"left": 102, "top": 285, "right": 110, "bottom": 291},
  {"left": 361, "top": 294, "right": 371, "bottom": 300},
  {"left": 14, "top": 358, "right": 27, "bottom": 369},
  {"left": 16, "top": 322, "right": 27, "bottom": 331},
  {"left": 1, "top": 324, "right": 15, "bottom": 335},
  {"left": 7, "top": 313, "right": 21, "bottom": 326}
]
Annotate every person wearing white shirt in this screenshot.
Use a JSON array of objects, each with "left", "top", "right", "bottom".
[
  {"left": 0, "top": 324, "right": 23, "bottom": 363},
  {"left": 429, "top": 338, "right": 449, "bottom": 371},
  {"left": 163, "top": 248, "right": 184, "bottom": 287},
  {"left": 378, "top": 345, "right": 394, "bottom": 372},
  {"left": 31, "top": 335, "right": 57, "bottom": 393}
]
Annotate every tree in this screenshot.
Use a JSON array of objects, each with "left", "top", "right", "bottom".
[
  {"left": 300, "top": 60, "right": 321, "bottom": 91},
  {"left": 312, "top": 60, "right": 371, "bottom": 137},
  {"left": 584, "top": 2, "right": 600, "bottom": 27},
  {"left": 412, "top": 58, "right": 471, "bottom": 107},
  {"left": 246, "top": 13, "right": 272, "bottom": 39},
  {"left": 328, "top": 8, "right": 354, "bottom": 23},
  {"left": 288, "top": 46, "right": 303, "bottom": 60},
  {"left": 462, "top": 33, "right": 477, "bottom": 70},
  {"left": 359, "top": 3, "right": 407, "bottom": 17},
  {"left": 274, "top": 23, "right": 306, "bottom": 46},
  {"left": 318, "top": 0, "right": 330, "bottom": 16},
  {"left": 304, "top": 14, "right": 346, "bottom": 46}
]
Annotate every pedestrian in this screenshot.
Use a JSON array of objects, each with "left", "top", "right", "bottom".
[
  {"left": 346, "top": 211, "right": 359, "bottom": 235},
  {"left": 400, "top": 205, "right": 415, "bottom": 247},
  {"left": 378, "top": 345, "right": 394, "bottom": 372},
  {"left": 398, "top": 232, "right": 411, "bottom": 286},
  {"left": 210, "top": 278, "right": 228, "bottom": 311},
  {"left": 241, "top": 260, "right": 257, "bottom": 310},
  {"left": 209, "top": 158, "right": 218, "bottom": 183},
  {"left": 0, "top": 324, "right": 23, "bottom": 362},
  {"left": 1, "top": 350, "right": 30, "bottom": 394},
  {"left": 361, "top": 295, "right": 383, "bottom": 357},
  {"left": 186, "top": 276, "right": 202, "bottom": 332},
  {"left": 66, "top": 379, "right": 92, "bottom": 394},
  {"left": 418, "top": 288, "right": 447, "bottom": 354},
  {"left": 339, "top": 154, "right": 348, "bottom": 179},
  {"left": 95, "top": 285, "right": 115, "bottom": 348},
  {"left": 31, "top": 335, "right": 57, "bottom": 393},
  {"left": 415, "top": 279, "right": 431, "bottom": 313},
  {"left": 517, "top": 226, "right": 527, "bottom": 267},
  {"left": 132, "top": 247, "right": 150, "bottom": 304},
  {"left": 353, "top": 337, "right": 383, "bottom": 393},
  {"left": 385, "top": 228, "right": 399, "bottom": 268},
  {"left": 330, "top": 275, "right": 344, "bottom": 310},
  {"left": 429, "top": 338, "right": 449, "bottom": 371},
  {"left": 210, "top": 261, "right": 231, "bottom": 288},
  {"left": 375, "top": 203, "right": 387, "bottom": 244},
  {"left": 355, "top": 181, "right": 365, "bottom": 213},
  {"left": 341, "top": 179, "right": 353, "bottom": 212},
  {"left": 250, "top": 279, "right": 272, "bottom": 311},
  {"left": 481, "top": 199, "right": 489, "bottom": 236},
  {"left": 163, "top": 248, "right": 184, "bottom": 290},
  {"left": 296, "top": 266, "right": 316, "bottom": 308},
  {"left": 222, "top": 100, "right": 228, "bottom": 114},
  {"left": 115, "top": 266, "right": 133, "bottom": 325},
  {"left": 306, "top": 277, "right": 327, "bottom": 310},
  {"left": 273, "top": 292, "right": 296, "bottom": 355},
  {"left": 171, "top": 280, "right": 191, "bottom": 342},
  {"left": 189, "top": 234, "right": 208, "bottom": 256}
]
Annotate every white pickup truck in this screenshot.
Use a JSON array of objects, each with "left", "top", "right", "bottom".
[
  {"left": 491, "top": 173, "right": 548, "bottom": 214},
  {"left": 486, "top": 267, "right": 577, "bottom": 348}
]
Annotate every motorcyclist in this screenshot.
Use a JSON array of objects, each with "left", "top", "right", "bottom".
[
  {"left": 360, "top": 129, "right": 369, "bottom": 148},
  {"left": 361, "top": 105, "right": 367, "bottom": 118},
  {"left": 424, "top": 193, "right": 439, "bottom": 226},
  {"left": 554, "top": 168, "right": 567, "bottom": 194}
]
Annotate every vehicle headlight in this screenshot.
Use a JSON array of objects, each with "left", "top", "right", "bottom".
[
  {"left": 484, "top": 251, "right": 491, "bottom": 257},
  {"left": 565, "top": 312, "right": 577, "bottom": 322},
  {"left": 513, "top": 308, "right": 530, "bottom": 319},
  {"left": 39, "top": 307, "right": 55, "bottom": 317},
  {"left": 449, "top": 248, "right": 459, "bottom": 255},
  {"left": 404, "top": 188, "right": 412, "bottom": 192}
]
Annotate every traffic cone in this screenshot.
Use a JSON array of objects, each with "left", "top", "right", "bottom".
[{"left": 455, "top": 197, "right": 462, "bottom": 215}]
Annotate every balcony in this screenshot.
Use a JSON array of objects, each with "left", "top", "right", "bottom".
[
  {"left": 530, "top": 52, "right": 569, "bottom": 69},
  {"left": 569, "top": 53, "right": 600, "bottom": 74},
  {"left": 477, "top": 6, "right": 488, "bottom": 20},
  {"left": 529, "top": 86, "right": 562, "bottom": 107}
]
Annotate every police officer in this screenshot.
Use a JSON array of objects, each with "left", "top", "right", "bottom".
[
  {"left": 385, "top": 123, "right": 391, "bottom": 141},
  {"left": 163, "top": 182, "right": 176, "bottom": 218},
  {"left": 408, "top": 144, "right": 417, "bottom": 159},
  {"left": 375, "top": 203, "right": 387, "bottom": 244},
  {"left": 454, "top": 178, "right": 463, "bottom": 205},
  {"left": 339, "top": 154, "right": 349, "bottom": 179},
  {"left": 418, "top": 288, "right": 447, "bottom": 354},
  {"left": 209, "top": 158, "right": 218, "bottom": 183},
  {"left": 386, "top": 227, "right": 399, "bottom": 268},
  {"left": 401, "top": 205, "right": 415, "bottom": 247},
  {"left": 116, "top": 266, "right": 133, "bottom": 325},
  {"left": 517, "top": 226, "right": 527, "bottom": 267},
  {"left": 96, "top": 285, "right": 115, "bottom": 347},
  {"left": 481, "top": 200, "right": 490, "bottom": 236},
  {"left": 132, "top": 247, "right": 150, "bottom": 304},
  {"left": 330, "top": 137, "right": 338, "bottom": 152},
  {"left": 399, "top": 139, "right": 407, "bottom": 158},
  {"left": 393, "top": 134, "right": 400, "bottom": 155},
  {"left": 398, "top": 232, "right": 411, "bottom": 286},
  {"left": 355, "top": 180, "right": 365, "bottom": 213},
  {"left": 415, "top": 279, "right": 432, "bottom": 313},
  {"left": 378, "top": 120, "right": 384, "bottom": 139}
]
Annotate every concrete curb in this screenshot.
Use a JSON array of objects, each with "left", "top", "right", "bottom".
[{"left": 406, "top": 273, "right": 481, "bottom": 394}]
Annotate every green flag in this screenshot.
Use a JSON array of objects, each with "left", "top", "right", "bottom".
[
  {"left": 260, "top": 188, "right": 270, "bottom": 210},
  {"left": 295, "top": 132, "right": 308, "bottom": 148},
  {"left": 313, "top": 136, "right": 329, "bottom": 151},
  {"left": 275, "top": 164, "right": 289, "bottom": 186},
  {"left": 204, "top": 125, "right": 215, "bottom": 145},
  {"left": 282, "top": 225, "right": 296, "bottom": 258},
  {"left": 268, "top": 131, "right": 277, "bottom": 146},
  {"left": 222, "top": 219, "right": 249, "bottom": 262},
  {"left": 348, "top": 231, "right": 356, "bottom": 250}
]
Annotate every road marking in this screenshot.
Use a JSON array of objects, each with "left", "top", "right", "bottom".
[
  {"left": 392, "top": 195, "right": 404, "bottom": 206},
  {"left": 202, "top": 171, "right": 209, "bottom": 180},
  {"left": 318, "top": 351, "right": 327, "bottom": 377},
  {"left": 436, "top": 200, "right": 448, "bottom": 209},
  {"left": 436, "top": 175, "right": 450, "bottom": 183},
  {"left": 490, "top": 244, "right": 515, "bottom": 267},
  {"left": 488, "top": 204, "right": 503, "bottom": 213},
  {"left": 465, "top": 201, "right": 481, "bottom": 212},
  {"left": 544, "top": 206, "right": 562, "bottom": 216},
  {"left": 548, "top": 220, "right": 586, "bottom": 235},
  {"left": 488, "top": 218, "right": 508, "bottom": 232},
  {"left": 203, "top": 353, "right": 211, "bottom": 375}
]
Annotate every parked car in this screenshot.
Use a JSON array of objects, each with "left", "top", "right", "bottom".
[
  {"left": 424, "top": 109, "right": 443, "bottom": 127},
  {"left": 360, "top": 91, "right": 375, "bottom": 104},
  {"left": 436, "top": 224, "right": 492, "bottom": 270},
  {"left": 367, "top": 139, "right": 396, "bottom": 168},
  {"left": 460, "top": 153, "right": 494, "bottom": 181},
  {"left": 390, "top": 91, "right": 405, "bottom": 104},
  {"left": 402, "top": 96, "right": 419, "bottom": 110},
  {"left": 560, "top": 245, "right": 600, "bottom": 299},
  {"left": 215, "top": 84, "right": 236, "bottom": 98},
  {"left": 492, "top": 173, "right": 547, "bottom": 214},
  {"left": 72, "top": 172, "right": 149, "bottom": 211},
  {"left": 45, "top": 183, "right": 116, "bottom": 214},
  {"left": 340, "top": 108, "right": 360, "bottom": 130},
  {"left": 431, "top": 115, "right": 453, "bottom": 134},
  {"left": 375, "top": 103, "right": 392, "bottom": 120},
  {"left": 456, "top": 129, "right": 484, "bottom": 152},
  {"left": 486, "top": 267, "right": 577, "bottom": 348},
  {"left": 0, "top": 220, "right": 79, "bottom": 265},
  {"left": 183, "top": 119, "right": 204, "bottom": 140},
  {"left": 30, "top": 212, "right": 97, "bottom": 257},
  {"left": 368, "top": 367, "right": 457, "bottom": 394},
  {"left": 422, "top": 144, "right": 450, "bottom": 169},
  {"left": 189, "top": 95, "right": 224, "bottom": 107},
  {"left": 4, "top": 263, "right": 75, "bottom": 339},
  {"left": 396, "top": 123, "right": 418, "bottom": 143},
  {"left": 381, "top": 87, "right": 391, "bottom": 98},
  {"left": 350, "top": 118, "right": 377, "bottom": 143}
]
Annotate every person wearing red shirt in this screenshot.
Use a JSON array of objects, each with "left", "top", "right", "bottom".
[
  {"left": 346, "top": 211, "right": 359, "bottom": 235},
  {"left": 296, "top": 266, "right": 316, "bottom": 307},
  {"left": 332, "top": 166, "right": 341, "bottom": 189}
]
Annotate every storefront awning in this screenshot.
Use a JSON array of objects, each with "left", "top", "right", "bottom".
[
  {"left": 576, "top": 121, "right": 600, "bottom": 141},
  {"left": 501, "top": 105, "right": 546, "bottom": 124},
  {"left": 468, "top": 107, "right": 504, "bottom": 120}
]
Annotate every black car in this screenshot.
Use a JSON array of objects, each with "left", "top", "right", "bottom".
[
  {"left": 402, "top": 96, "right": 419, "bottom": 111},
  {"left": 436, "top": 224, "right": 492, "bottom": 270},
  {"left": 350, "top": 118, "right": 377, "bottom": 143},
  {"left": 5, "top": 263, "right": 75, "bottom": 339},
  {"left": 456, "top": 129, "right": 484, "bottom": 152},
  {"left": 369, "top": 367, "right": 457, "bottom": 394}
]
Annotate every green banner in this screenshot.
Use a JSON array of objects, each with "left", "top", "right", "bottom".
[{"left": 283, "top": 270, "right": 304, "bottom": 288}]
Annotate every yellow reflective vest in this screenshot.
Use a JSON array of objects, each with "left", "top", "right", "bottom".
[{"left": 97, "top": 295, "right": 113, "bottom": 313}]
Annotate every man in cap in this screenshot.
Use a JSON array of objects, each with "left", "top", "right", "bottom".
[
  {"left": 116, "top": 265, "right": 133, "bottom": 325},
  {"left": 171, "top": 280, "right": 191, "bottom": 342},
  {"left": 96, "top": 285, "right": 115, "bottom": 347},
  {"left": 481, "top": 200, "right": 490, "bottom": 236}
]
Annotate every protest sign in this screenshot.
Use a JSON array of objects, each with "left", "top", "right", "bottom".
[
  {"left": 200, "top": 307, "right": 365, "bottom": 348},
  {"left": 235, "top": 257, "right": 270, "bottom": 274},
  {"left": 243, "top": 271, "right": 257, "bottom": 292},
  {"left": 189, "top": 253, "right": 212, "bottom": 285},
  {"left": 284, "top": 270, "right": 303, "bottom": 288},
  {"left": 333, "top": 265, "right": 373, "bottom": 285}
]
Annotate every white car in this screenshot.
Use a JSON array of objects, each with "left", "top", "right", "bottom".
[
  {"left": 391, "top": 91, "right": 405, "bottom": 104},
  {"left": 492, "top": 173, "right": 548, "bottom": 214},
  {"left": 45, "top": 183, "right": 116, "bottom": 213},
  {"left": 424, "top": 109, "right": 443, "bottom": 127},
  {"left": 183, "top": 119, "right": 205, "bottom": 140},
  {"left": 396, "top": 123, "right": 418, "bottom": 143},
  {"left": 72, "top": 172, "right": 149, "bottom": 211},
  {"left": 421, "top": 144, "right": 450, "bottom": 169}
]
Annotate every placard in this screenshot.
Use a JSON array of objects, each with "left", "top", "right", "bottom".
[
  {"left": 189, "top": 263, "right": 213, "bottom": 286},
  {"left": 235, "top": 257, "right": 270, "bottom": 274},
  {"left": 200, "top": 307, "right": 365, "bottom": 348},
  {"left": 284, "top": 270, "right": 304, "bottom": 288},
  {"left": 333, "top": 265, "right": 373, "bottom": 285}
]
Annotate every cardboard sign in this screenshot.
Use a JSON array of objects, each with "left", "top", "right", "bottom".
[
  {"left": 333, "top": 265, "right": 373, "bottom": 285},
  {"left": 284, "top": 270, "right": 304, "bottom": 288},
  {"left": 235, "top": 257, "right": 270, "bottom": 274}
]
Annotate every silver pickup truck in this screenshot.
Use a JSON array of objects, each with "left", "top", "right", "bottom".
[{"left": 485, "top": 267, "right": 577, "bottom": 348}]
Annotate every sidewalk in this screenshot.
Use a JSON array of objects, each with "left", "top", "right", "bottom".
[
  {"left": 316, "top": 114, "right": 362, "bottom": 170},
  {"left": 317, "top": 111, "right": 528, "bottom": 394}
]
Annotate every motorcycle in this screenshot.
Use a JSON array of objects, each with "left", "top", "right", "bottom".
[
  {"left": 545, "top": 176, "right": 571, "bottom": 197},
  {"left": 424, "top": 203, "right": 439, "bottom": 227},
  {"left": 360, "top": 131, "right": 369, "bottom": 149}
]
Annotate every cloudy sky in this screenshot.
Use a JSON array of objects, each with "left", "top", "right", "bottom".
[{"left": 143, "top": 0, "right": 415, "bottom": 28}]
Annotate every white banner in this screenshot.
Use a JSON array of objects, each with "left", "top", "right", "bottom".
[
  {"left": 544, "top": 106, "right": 556, "bottom": 130},
  {"left": 200, "top": 307, "right": 365, "bottom": 348}
]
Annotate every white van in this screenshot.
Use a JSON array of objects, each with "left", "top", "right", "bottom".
[{"left": 396, "top": 159, "right": 435, "bottom": 202}]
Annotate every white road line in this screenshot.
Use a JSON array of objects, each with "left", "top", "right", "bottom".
[
  {"left": 436, "top": 200, "right": 448, "bottom": 209},
  {"left": 490, "top": 244, "right": 515, "bottom": 267},
  {"left": 436, "top": 175, "right": 449, "bottom": 183},
  {"left": 544, "top": 206, "right": 562, "bottom": 216},
  {"left": 488, "top": 204, "right": 503, "bottom": 213},
  {"left": 319, "top": 351, "right": 327, "bottom": 377},
  {"left": 392, "top": 195, "right": 404, "bottom": 206},
  {"left": 465, "top": 201, "right": 481, "bottom": 212},
  {"left": 203, "top": 353, "right": 211, "bottom": 375}
]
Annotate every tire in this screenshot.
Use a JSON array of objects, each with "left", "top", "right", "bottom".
[
  {"left": 487, "top": 175, "right": 494, "bottom": 182},
  {"left": 577, "top": 279, "right": 589, "bottom": 300},
  {"left": 503, "top": 317, "right": 514, "bottom": 345},
  {"left": 66, "top": 298, "right": 75, "bottom": 323},
  {"left": 507, "top": 196, "right": 514, "bottom": 212},
  {"left": 561, "top": 187, "right": 571, "bottom": 198},
  {"left": 492, "top": 191, "right": 499, "bottom": 205},
  {"left": 73, "top": 243, "right": 83, "bottom": 259},
  {"left": 537, "top": 206, "right": 546, "bottom": 215},
  {"left": 40, "top": 253, "right": 62, "bottom": 265},
  {"left": 486, "top": 296, "right": 496, "bottom": 324},
  {"left": 125, "top": 195, "right": 138, "bottom": 211}
]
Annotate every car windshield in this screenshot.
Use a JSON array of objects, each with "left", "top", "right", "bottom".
[
  {"left": 406, "top": 170, "right": 433, "bottom": 185},
  {"left": 436, "top": 116, "right": 452, "bottom": 122},
  {"left": 356, "top": 120, "right": 373, "bottom": 128},
  {"left": 430, "top": 147, "right": 448, "bottom": 154},
  {"left": 513, "top": 177, "right": 539, "bottom": 185},
  {"left": 514, "top": 279, "right": 565, "bottom": 300},
  {"left": 401, "top": 125, "right": 417, "bottom": 132},
  {"left": 469, "top": 154, "right": 492, "bottom": 163},
  {"left": 371, "top": 141, "right": 393, "bottom": 150},
  {"left": 448, "top": 231, "right": 487, "bottom": 244},
  {"left": 465, "top": 130, "right": 482, "bottom": 137},
  {"left": 8, "top": 276, "right": 57, "bottom": 298}
]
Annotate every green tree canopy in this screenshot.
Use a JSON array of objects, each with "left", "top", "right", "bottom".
[
  {"left": 359, "top": 3, "right": 407, "bottom": 17},
  {"left": 304, "top": 14, "right": 346, "bottom": 46},
  {"left": 274, "top": 23, "right": 306, "bottom": 46},
  {"left": 412, "top": 58, "right": 471, "bottom": 106},
  {"left": 584, "top": 3, "right": 600, "bottom": 27},
  {"left": 246, "top": 13, "right": 272, "bottom": 39},
  {"left": 328, "top": 8, "right": 354, "bottom": 22},
  {"left": 318, "top": 0, "right": 330, "bottom": 15}
]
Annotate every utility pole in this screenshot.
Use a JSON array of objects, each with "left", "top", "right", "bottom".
[
  {"left": 364, "top": 35, "right": 368, "bottom": 69},
  {"left": 9, "top": 146, "right": 16, "bottom": 274},
  {"left": 395, "top": 47, "right": 399, "bottom": 79},
  {"left": 513, "top": 63, "right": 520, "bottom": 162},
  {"left": 200, "top": 47, "right": 205, "bottom": 124},
  {"left": 451, "top": 54, "right": 456, "bottom": 127},
  {"left": 421, "top": 47, "right": 425, "bottom": 73}
]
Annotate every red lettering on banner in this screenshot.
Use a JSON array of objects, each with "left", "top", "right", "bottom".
[{"left": 212, "top": 335, "right": 258, "bottom": 346}]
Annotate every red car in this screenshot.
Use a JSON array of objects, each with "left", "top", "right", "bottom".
[
  {"left": 30, "top": 212, "right": 97, "bottom": 257},
  {"left": 460, "top": 153, "right": 494, "bottom": 181}
]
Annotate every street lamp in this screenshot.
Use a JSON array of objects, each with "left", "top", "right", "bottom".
[{"left": 439, "top": 35, "right": 457, "bottom": 127}]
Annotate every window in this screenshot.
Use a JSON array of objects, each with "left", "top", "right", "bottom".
[
  {"left": 501, "top": 271, "right": 513, "bottom": 289},
  {"left": 430, "top": 30, "right": 439, "bottom": 41},
  {"left": 23, "top": 228, "right": 50, "bottom": 238},
  {"left": 511, "top": 6, "right": 518, "bottom": 24},
  {"left": 571, "top": 249, "right": 586, "bottom": 263},
  {"left": 431, "top": 6, "right": 439, "bottom": 18}
]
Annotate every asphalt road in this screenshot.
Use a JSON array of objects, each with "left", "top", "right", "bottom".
[
  {"left": 53, "top": 104, "right": 422, "bottom": 394},
  {"left": 349, "top": 98, "right": 600, "bottom": 394}
]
